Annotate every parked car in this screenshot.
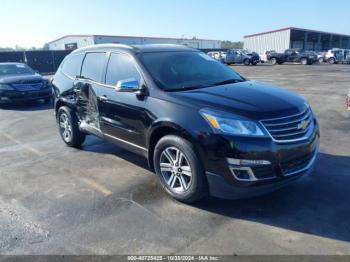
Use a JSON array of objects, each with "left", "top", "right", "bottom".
[
  {"left": 268, "top": 49, "right": 318, "bottom": 65},
  {"left": 344, "top": 50, "right": 350, "bottom": 64},
  {"left": 225, "top": 49, "right": 260, "bottom": 66},
  {"left": 52, "top": 44, "right": 320, "bottom": 203},
  {"left": 0, "top": 63, "right": 51, "bottom": 105},
  {"left": 325, "top": 48, "right": 345, "bottom": 64},
  {"left": 260, "top": 50, "right": 276, "bottom": 63},
  {"left": 207, "top": 51, "right": 219, "bottom": 59},
  {"left": 207, "top": 51, "right": 226, "bottom": 63},
  {"left": 316, "top": 52, "right": 326, "bottom": 64}
]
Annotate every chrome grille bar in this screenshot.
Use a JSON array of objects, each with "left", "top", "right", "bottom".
[{"left": 260, "top": 107, "right": 315, "bottom": 142}]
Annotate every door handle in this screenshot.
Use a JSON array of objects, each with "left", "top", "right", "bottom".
[{"left": 98, "top": 95, "right": 108, "bottom": 101}]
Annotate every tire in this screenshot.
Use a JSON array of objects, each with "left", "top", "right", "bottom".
[
  {"left": 301, "top": 58, "right": 308, "bottom": 65},
  {"left": 57, "top": 106, "right": 86, "bottom": 147},
  {"left": 270, "top": 58, "right": 277, "bottom": 65},
  {"left": 243, "top": 59, "right": 250, "bottom": 66},
  {"left": 328, "top": 57, "right": 336, "bottom": 64},
  {"left": 252, "top": 61, "right": 258, "bottom": 66},
  {"left": 153, "top": 135, "right": 208, "bottom": 203}
]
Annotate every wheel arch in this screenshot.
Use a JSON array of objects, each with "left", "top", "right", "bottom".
[
  {"left": 146, "top": 121, "right": 204, "bottom": 170},
  {"left": 55, "top": 98, "right": 76, "bottom": 122}
]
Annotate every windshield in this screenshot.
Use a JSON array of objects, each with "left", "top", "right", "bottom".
[
  {"left": 138, "top": 51, "right": 244, "bottom": 91},
  {"left": 0, "top": 64, "right": 35, "bottom": 77}
]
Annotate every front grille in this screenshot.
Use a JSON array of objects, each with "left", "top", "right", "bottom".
[
  {"left": 280, "top": 149, "right": 317, "bottom": 176},
  {"left": 261, "top": 107, "right": 314, "bottom": 142},
  {"left": 12, "top": 82, "right": 43, "bottom": 91}
]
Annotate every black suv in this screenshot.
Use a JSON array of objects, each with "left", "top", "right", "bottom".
[
  {"left": 269, "top": 49, "right": 318, "bottom": 65},
  {"left": 52, "top": 44, "right": 320, "bottom": 203}
]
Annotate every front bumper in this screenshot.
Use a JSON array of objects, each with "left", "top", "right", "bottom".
[
  {"left": 206, "top": 146, "right": 318, "bottom": 199},
  {"left": 0, "top": 89, "right": 51, "bottom": 104},
  {"left": 196, "top": 123, "right": 320, "bottom": 199}
]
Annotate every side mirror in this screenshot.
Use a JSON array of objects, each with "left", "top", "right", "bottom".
[{"left": 116, "top": 78, "right": 140, "bottom": 92}]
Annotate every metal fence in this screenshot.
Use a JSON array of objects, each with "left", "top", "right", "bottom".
[
  {"left": 0, "top": 48, "right": 229, "bottom": 75},
  {"left": 0, "top": 50, "right": 72, "bottom": 74}
]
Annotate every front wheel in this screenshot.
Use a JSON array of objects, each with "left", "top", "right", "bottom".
[
  {"left": 301, "top": 58, "right": 308, "bottom": 65},
  {"left": 243, "top": 59, "right": 250, "bottom": 66},
  {"left": 57, "top": 106, "right": 86, "bottom": 147},
  {"left": 328, "top": 57, "right": 336, "bottom": 64},
  {"left": 154, "top": 135, "right": 208, "bottom": 203}
]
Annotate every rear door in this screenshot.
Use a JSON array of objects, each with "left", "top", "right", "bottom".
[{"left": 74, "top": 52, "right": 108, "bottom": 130}]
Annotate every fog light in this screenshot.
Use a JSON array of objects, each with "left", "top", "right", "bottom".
[
  {"left": 230, "top": 167, "right": 257, "bottom": 181},
  {"left": 226, "top": 158, "right": 271, "bottom": 166}
]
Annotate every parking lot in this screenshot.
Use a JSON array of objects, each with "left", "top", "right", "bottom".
[{"left": 0, "top": 64, "right": 349, "bottom": 255}]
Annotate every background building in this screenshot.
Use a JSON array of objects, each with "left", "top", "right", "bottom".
[
  {"left": 244, "top": 27, "right": 350, "bottom": 54},
  {"left": 48, "top": 35, "right": 221, "bottom": 50}
]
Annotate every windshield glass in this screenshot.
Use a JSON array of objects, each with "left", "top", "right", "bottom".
[
  {"left": 0, "top": 64, "right": 35, "bottom": 77},
  {"left": 138, "top": 51, "right": 244, "bottom": 91}
]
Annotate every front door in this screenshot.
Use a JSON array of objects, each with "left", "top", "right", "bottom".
[{"left": 98, "top": 52, "right": 148, "bottom": 149}]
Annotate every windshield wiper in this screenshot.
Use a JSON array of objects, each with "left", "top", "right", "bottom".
[
  {"left": 210, "top": 79, "right": 244, "bottom": 86},
  {"left": 166, "top": 79, "right": 245, "bottom": 92},
  {"left": 166, "top": 85, "right": 209, "bottom": 92}
]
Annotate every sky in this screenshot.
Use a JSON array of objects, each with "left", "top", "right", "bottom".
[{"left": 1, "top": 0, "right": 350, "bottom": 48}]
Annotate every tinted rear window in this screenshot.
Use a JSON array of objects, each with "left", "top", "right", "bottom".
[
  {"left": 81, "top": 53, "right": 106, "bottom": 82},
  {"left": 61, "top": 53, "right": 84, "bottom": 78}
]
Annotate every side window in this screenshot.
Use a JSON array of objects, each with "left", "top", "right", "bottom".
[
  {"left": 81, "top": 52, "right": 106, "bottom": 82},
  {"left": 61, "top": 53, "right": 84, "bottom": 78},
  {"left": 105, "top": 53, "right": 141, "bottom": 86}
]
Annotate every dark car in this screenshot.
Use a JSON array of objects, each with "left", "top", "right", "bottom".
[
  {"left": 52, "top": 44, "right": 320, "bottom": 203},
  {"left": 0, "top": 63, "right": 52, "bottom": 105},
  {"left": 269, "top": 49, "right": 318, "bottom": 65},
  {"left": 225, "top": 49, "right": 260, "bottom": 66}
]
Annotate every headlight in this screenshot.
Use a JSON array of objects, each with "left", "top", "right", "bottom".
[
  {"left": 0, "top": 84, "right": 14, "bottom": 91},
  {"left": 200, "top": 108, "right": 266, "bottom": 136}
]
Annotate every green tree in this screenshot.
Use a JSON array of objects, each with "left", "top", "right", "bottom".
[{"left": 221, "top": 41, "right": 244, "bottom": 49}]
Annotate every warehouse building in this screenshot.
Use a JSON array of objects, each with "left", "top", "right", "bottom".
[
  {"left": 48, "top": 34, "right": 221, "bottom": 50},
  {"left": 244, "top": 27, "right": 350, "bottom": 54}
]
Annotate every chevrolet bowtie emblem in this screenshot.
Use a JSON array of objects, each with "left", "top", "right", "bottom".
[{"left": 298, "top": 120, "right": 309, "bottom": 130}]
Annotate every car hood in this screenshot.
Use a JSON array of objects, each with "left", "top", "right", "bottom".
[
  {"left": 0, "top": 74, "right": 44, "bottom": 84},
  {"left": 167, "top": 80, "right": 307, "bottom": 120}
]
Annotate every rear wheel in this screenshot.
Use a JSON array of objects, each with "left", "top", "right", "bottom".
[
  {"left": 57, "top": 106, "right": 86, "bottom": 147},
  {"left": 243, "top": 59, "right": 250, "bottom": 66},
  {"left": 154, "top": 135, "right": 208, "bottom": 203}
]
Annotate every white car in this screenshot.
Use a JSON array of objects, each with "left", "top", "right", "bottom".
[{"left": 325, "top": 49, "right": 344, "bottom": 64}]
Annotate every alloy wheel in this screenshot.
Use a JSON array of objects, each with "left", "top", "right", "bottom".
[
  {"left": 159, "top": 146, "right": 192, "bottom": 193},
  {"left": 59, "top": 112, "right": 72, "bottom": 142}
]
